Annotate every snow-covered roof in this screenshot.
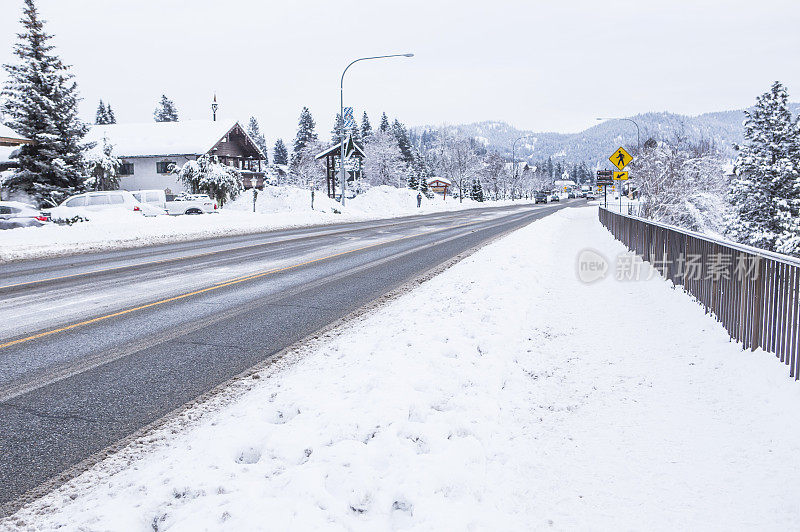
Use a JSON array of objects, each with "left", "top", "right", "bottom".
[
  {"left": 315, "top": 136, "right": 366, "bottom": 160},
  {"left": 0, "top": 145, "right": 21, "bottom": 163},
  {"left": 0, "top": 123, "right": 32, "bottom": 146},
  {"left": 86, "top": 120, "right": 239, "bottom": 157},
  {"left": 426, "top": 176, "right": 452, "bottom": 185}
]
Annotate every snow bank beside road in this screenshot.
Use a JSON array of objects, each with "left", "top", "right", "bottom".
[
  {"left": 0, "top": 185, "right": 529, "bottom": 262},
  {"left": 7, "top": 206, "right": 800, "bottom": 530}
]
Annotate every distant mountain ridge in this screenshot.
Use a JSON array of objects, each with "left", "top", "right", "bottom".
[{"left": 414, "top": 103, "right": 800, "bottom": 168}]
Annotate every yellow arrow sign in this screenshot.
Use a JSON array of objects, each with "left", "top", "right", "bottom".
[
  {"left": 609, "top": 146, "right": 633, "bottom": 170},
  {"left": 613, "top": 171, "right": 629, "bottom": 180}
]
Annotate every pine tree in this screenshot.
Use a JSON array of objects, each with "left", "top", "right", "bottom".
[
  {"left": 246, "top": 116, "right": 269, "bottom": 164},
  {"left": 361, "top": 111, "right": 373, "bottom": 143},
  {"left": 379, "top": 112, "right": 390, "bottom": 133},
  {"left": 105, "top": 103, "right": 116, "bottom": 124},
  {"left": 293, "top": 106, "right": 317, "bottom": 155},
  {"left": 470, "top": 179, "right": 484, "bottom": 202},
  {"left": 392, "top": 119, "right": 414, "bottom": 165},
  {"left": 407, "top": 170, "right": 419, "bottom": 190},
  {"left": 727, "top": 81, "right": 800, "bottom": 254},
  {"left": 412, "top": 147, "right": 431, "bottom": 196},
  {"left": 330, "top": 113, "right": 343, "bottom": 144},
  {"left": 273, "top": 138, "right": 289, "bottom": 166},
  {"left": 95, "top": 99, "right": 109, "bottom": 124},
  {"left": 348, "top": 114, "right": 360, "bottom": 143},
  {"left": 154, "top": 94, "right": 179, "bottom": 122},
  {"left": 1, "top": 0, "right": 90, "bottom": 205}
]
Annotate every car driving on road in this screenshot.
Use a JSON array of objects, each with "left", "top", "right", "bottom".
[{"left": 534, "top": 191, "right": 548, "bottom": 204}]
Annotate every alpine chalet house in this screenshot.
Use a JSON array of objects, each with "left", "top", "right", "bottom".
[{"left": 85, "top": 120, "right": 266, "bottom": 193}]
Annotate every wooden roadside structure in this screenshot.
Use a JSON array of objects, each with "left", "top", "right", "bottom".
[
  {"left": 315, "top": 135, "right": 365, "bottom": 199},
  {"left": 426, "top": 176, "right": 452, "bottom": 199}
]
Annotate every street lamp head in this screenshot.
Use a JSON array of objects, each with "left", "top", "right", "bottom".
[{"left": 403, "top": 53, "right": 415, "bottom": 57}]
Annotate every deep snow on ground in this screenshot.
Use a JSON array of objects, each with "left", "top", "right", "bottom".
[
  {"left": 5, "top": 206, "right": 800, "bottom": 531},
  {"left": 0, "top": 185, "right": 529, "bottom": 262}
]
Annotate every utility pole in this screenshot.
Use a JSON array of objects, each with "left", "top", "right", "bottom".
[{"left": 339, "top": 53, "right": 414, "bottom": 206}]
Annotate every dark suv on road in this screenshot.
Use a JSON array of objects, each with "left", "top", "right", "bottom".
[{"left": 534, "top": 191, "right": 548, "bottom": 204}]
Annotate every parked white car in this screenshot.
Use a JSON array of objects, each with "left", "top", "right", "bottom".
[
  {"left": 132, "top": 190, "right": 218, "bottom": 215},
  {"left": 46, "top": 191, "right": 165, "bottom": 218}
]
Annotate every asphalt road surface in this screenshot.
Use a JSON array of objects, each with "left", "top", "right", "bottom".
[{"left": 0, "top": 200, "right": 577, "bottom": 509}]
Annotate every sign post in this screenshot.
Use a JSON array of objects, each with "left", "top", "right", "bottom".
[
  {"left": 596, "top": 170, "right": 613, "bottom": 209},
  {"left": 608, "top": 147, "right": 633, "bottom": 212}
]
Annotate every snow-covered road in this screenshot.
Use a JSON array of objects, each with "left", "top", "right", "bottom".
[
  {"left": 0, "top": 186, "right": 536, "bottom": 262},
  {"left": 5, "top": 205, "right": 800, "bottom": 530}
]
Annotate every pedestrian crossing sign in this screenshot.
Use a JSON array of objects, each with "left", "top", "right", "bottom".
[
  {"left": 609, "top": 146, "right": 632, "bottom": 170},
  {"left": 613, "top": 171, "right": 629, "bottom": 180}
]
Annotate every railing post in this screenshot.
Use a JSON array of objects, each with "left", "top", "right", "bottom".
[{"left": 751, "top": 258, "right": 763, "bottom": 351}]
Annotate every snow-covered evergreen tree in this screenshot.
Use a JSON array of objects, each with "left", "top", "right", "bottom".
[
  {"left": 1, "top": 0, "right": 90, "bottom": 205},
  {"left": 408, "top": 147, "right": 431, "bottom": 196},
  {"left": 105, "top": 103, "right": 116, "bottom": 124},
  {"left": 177, "top": 154, "right": 242, "bottom": 206},
  {"left": 85, "top": 136, "right": 121, "bottom": 191},
  {"left": 95, "top": 100, "right": 109, "bottom": 124},
  {"left": 154, "top": 94, "right": 179, "bottom": 122},
  {"left": 361, "top": 111, "right": 373, "bottom": 143},
  {"left": 246, "top": 116, "right": 269, "bottom": 164},
  {"left": 293, "top": 107, "right": 317, "bottom": 153},
  {"left": 727, "top": 81, "right": 800, "bottom": 255},
  {"left": 379, "top": 112, "right": 390, "bottom": 133},
  {"left": 273, "top": 138, "right": 289, "bottom": 166},
  {"left": 407, "top": 170, "right": 419, "bottom": 190},
  {"left": 470, "top": 179, "right": 484, "bottom": 202},
  {"left": 292, "top": 107, "right": 318, "bottom": 167},
  {"left": 392, "top": 119, "right": 414, "bottom": 165},
  {"left": 330, "top": 113, "right": 344, "bottom": 144}
]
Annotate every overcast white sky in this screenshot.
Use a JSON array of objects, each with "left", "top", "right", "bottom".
[{"left": 2, "top": 0, "right": 799, "bottom": 147}]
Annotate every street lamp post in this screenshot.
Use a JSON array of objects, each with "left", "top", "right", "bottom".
[
  {"left": 339, "top": 53, "right": 414, "bottom": 206},
  {"left": 597, "top": 117, "right": 640, "bottom": 151},
  {"left": 511, "top": 134, "right": 533, "bottom": 199}
]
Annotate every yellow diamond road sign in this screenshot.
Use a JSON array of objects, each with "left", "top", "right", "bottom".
[
  {"left": 613, "top": 171, "right": 629, "bottom": 180},
  {"left": 609, "top": 146, "right": 633, "bottom": 170}
]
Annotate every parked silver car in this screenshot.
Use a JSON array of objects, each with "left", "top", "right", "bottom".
[
  {"left": 0, "top": 201, "right": 49, "bottom": 229},
  {"left": 132, "top": 190, "right": 217, "bottom": 215}
]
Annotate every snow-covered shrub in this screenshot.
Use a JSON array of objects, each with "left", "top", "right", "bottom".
[
  {"left": 84, "top": 136, "right": 121, "bottom": 191},
  {"left": 176, "top": 154, "right": 243, "bottom": 207},
  {"left": 633, "top": 131, "right": 731, "bottom": 235}
]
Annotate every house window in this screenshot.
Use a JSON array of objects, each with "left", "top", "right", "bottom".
[
  {"left": 156, "top": 161, "right": 176, "bottom": 174},
  {"left": 119, "top": 162, "right": 134, "bottom": 176}
]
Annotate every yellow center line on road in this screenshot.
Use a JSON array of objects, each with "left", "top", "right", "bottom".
[
  {"left": 0, "top": 221, "right": 410, "bottom": 291},
  {"left": 0, "top": 218, "right": 486, "bottom": 351}
]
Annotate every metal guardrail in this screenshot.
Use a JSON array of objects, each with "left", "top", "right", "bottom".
[{"left": 599, "top": 207, "right": 800, "bottom": 380}]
